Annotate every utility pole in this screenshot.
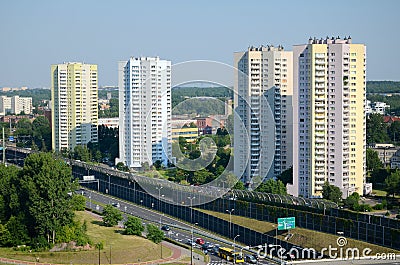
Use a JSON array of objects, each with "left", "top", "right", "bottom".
[
  {"left": 188, "top": 196, "right": 195, "bottom": 265},
  {"left": 2, "top": 127, "right": 5, "bottom": 164}
]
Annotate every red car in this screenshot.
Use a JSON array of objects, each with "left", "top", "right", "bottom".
[{"left": 196, "top": 238, "right": 205, "bottom": 245}]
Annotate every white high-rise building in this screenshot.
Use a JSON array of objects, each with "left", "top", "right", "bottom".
[
  {"left": 117, "top": 57, "right": 172, "bottom": 169},
  {"left": 51, "top": 62, "right": 98, "bottom": 152},
  {"left": 11, "top": 96, "right": 32, "bottom": 115},
  {"left": 0, "top": 96, "right": 32, "bottom": 115},
  {"left": 289, "top": 37, "right": 366, "bottom": 198},
  {"left": 0, "top": 96, "right": 12, "bottom": 115},
  {"left": 234, "top": 45, "right": 293, "bottom": 187}
]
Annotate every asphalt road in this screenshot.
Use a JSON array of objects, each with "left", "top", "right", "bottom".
[
  {"left": 80, "top": 188, "right": 276, "bottom": 265},
  {"left": 80, "top": 189, "right": 399, "bottom": 265}
]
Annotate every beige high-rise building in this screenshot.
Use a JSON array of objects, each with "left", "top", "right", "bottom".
[
  {"left": 234, "top": 45, "right": 293, "bottom": 187},
  {"left": 51, "top": 62, "right": 98, "bottom": 152},
  {"left": 289, "top": 37, "right": 366, "bottom": 198}
]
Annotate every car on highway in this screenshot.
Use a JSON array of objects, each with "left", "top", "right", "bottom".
[
  {"left": 161, "top": 225, "right": 170, "bottom": 231},
  {"left": 112, "top": 202, "right": 120, "bottom": 208},
  {"left": 244, "top": 254, "right": 258, "bottom": 264},
  {"left": 211, "top": 244, "right": 220, "bottom": 254},
  {"left": 196, "top": 237, "right": 205, "bottom": 245},
  {"left": 201, "top": 242, "right": 213, "bottom": 251},
  {"left": 186, "top": 239, "right": 196, "bottom": 247}
]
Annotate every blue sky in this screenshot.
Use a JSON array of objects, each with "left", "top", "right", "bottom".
[{"left": 1, "top": 0, "right": 399, "bottom": 87}]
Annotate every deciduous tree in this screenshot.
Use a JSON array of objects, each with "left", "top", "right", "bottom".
[
  {"left": 124, "top": 216, "right": 144, "bottom": 236},
  {"left": 322, "top": 182, "right": 343, "bottom": 204},
  {"left": 146, "top": 224, "right": 164, "bottom": 244},
  {"left": 102, "top": 205, "right": 122, "bottom": 227}
]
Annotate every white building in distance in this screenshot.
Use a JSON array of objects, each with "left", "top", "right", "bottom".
[{"left": 0, "top": 95, "right": 32, "bottom": 115}]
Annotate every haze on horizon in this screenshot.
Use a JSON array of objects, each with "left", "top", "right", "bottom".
[{"left": 1, "top": 0, "right": 399, "bottom": 88}]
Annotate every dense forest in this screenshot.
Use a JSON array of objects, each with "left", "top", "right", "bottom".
[
  {"left": 366, "top": 81, "right": 400, "bottom": 93},
  {"left": 172, "top": 86, "right": 232, "bottom": 108},
  {"left": 172, "top": 97, "right": 226, "bottom": 116}
]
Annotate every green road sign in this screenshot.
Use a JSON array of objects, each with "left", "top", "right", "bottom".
[{"left": 277, "top": 217, "right": 295, "bottom": 230}]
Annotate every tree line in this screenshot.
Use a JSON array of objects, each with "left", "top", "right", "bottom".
[
  {"left": 12, "top": 116, "right": 51, "bottom": 151},
  {"left": 101, "top": 205, "right": 164, "bottom": 244},
  {"left": 367, "top": 81, "right": 400, "bottom": 93},
  {"left": 367, "top": 113, "right": 400, "bottom": 144},
  {"left": 0, "top": 153, "right": 88, "bottom": 249}
]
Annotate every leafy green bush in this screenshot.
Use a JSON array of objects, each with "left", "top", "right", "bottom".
[
  {"left": 146, "top": 224, "right": 164, "bottom": 244},
  {"left": 71, "top": 195, "right": 86, "bottom": 211},
  {"left": 95, "top": 241, "right": 104, "bottom": 250},
  {"left": 124, "top": 216, "right": 144, "bottom": 236}
]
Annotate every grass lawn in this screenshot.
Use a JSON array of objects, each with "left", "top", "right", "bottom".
[
  {"left": 373, "top": 189, "right": 388, "bottom": 197},
  {"left": 198, "top": 209, "right": 399, "bottom": 255},
  {"left": 0, "top": 211, "right": 171, "bottom": 264}
]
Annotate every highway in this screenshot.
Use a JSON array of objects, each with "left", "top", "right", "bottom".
[
  {"left": 81, "top": 189, "right": 399, "bottom": 265},
  {"left": 80, "top": 188, "right": 277, "bottom": 265}
]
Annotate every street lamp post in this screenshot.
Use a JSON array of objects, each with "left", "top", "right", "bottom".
[
  {"left": 226, "top": 209, "right": 234, "bottom": 238},
  {"left": 233, "top": 234, "right": 240, "bottom": 265},
  {"left": 89, "top": 192, "right": 92, "bottom": 210},
  {"left": 188, "top": 196, "right": 195, "bottom": 265},
  {"left": 156, "top": 186, "right": 163, "bottom": 212},
  {"left": 108, "top": 174, "right": 111, "bottom": 195}
]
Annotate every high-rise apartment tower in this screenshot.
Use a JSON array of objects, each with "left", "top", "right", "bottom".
[
  {"left": 117, "top": 57, "right": 172, "bottom": 169},
  {"left": 234, "top": 45, "right": 293, "bottom": 187},
  {"left": 289, "top": 37, "right": 366, "bottom": 198},
  {"left": 51, "top": 62, "right": 98, "bottom": 151}
]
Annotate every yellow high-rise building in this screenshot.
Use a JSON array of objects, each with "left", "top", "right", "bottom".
[
  {"left": 289, "top": 37, "right": 366, "bottom": 198},
  {"left": 51, "top": 62, "right": 98, "bottom": 152}
]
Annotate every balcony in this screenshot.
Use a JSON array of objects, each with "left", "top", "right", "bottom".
[
  {"left": 316, "top": 148, "right": 325, "bottom": 153},
  {"left": 315, "top": 180, "right": 325, "bottom": 185}
]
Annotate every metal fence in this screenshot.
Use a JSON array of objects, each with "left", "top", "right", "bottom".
[{"left": 4, "top": 148, "right": 400, "bottom": 251}]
